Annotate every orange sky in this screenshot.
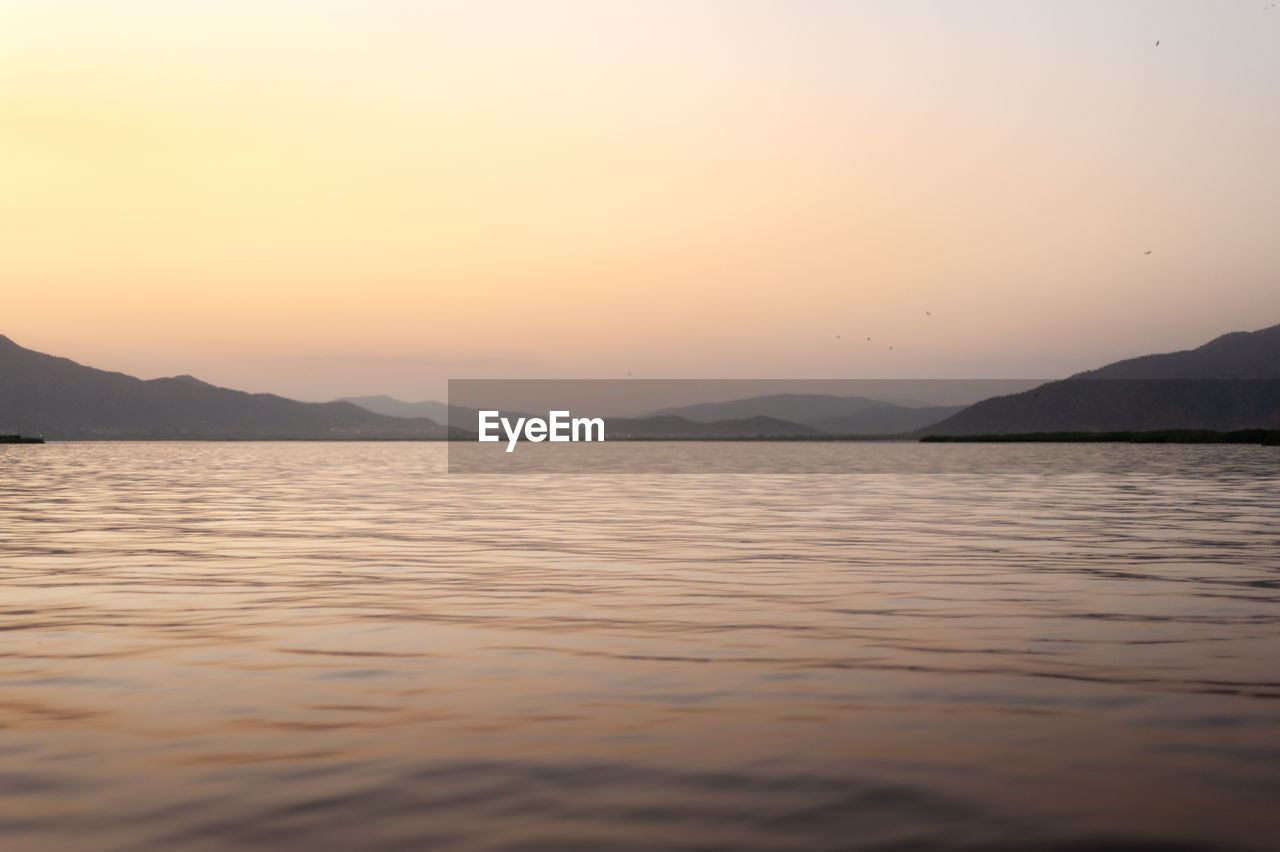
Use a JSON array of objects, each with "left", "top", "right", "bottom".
[{"left": 3, "top": 1, "right": 1278, "bottom": 399}]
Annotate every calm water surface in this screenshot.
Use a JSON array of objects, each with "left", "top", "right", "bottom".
[{"left": 1, "top": 442, "right": 1278, "bottom": 851}]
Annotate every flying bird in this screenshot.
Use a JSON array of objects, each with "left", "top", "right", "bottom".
[
  {"left": 1155, "top": 40, "right": 1160, "bottom": 46},
  {"left": 1144, "top": 250, "right": 1152, "bottom": 255},
  {"left": 925, "top": 311, "right": 932, "bottom": 316}
]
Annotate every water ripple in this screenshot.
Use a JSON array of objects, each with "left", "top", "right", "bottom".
[{"left": 1, "top": 442, "right": 1278, "bottom": 850}]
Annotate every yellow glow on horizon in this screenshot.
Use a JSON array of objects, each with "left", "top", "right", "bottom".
[{"left": 3, "top": 1, "right": 1279, "bottom": 397}]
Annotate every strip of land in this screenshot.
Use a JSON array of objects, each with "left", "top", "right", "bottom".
[
  {"left": 920, "top": 429, "right": 1280, "bottom": 445},
  {"left": 0, "top": 435, "right": 44, "bottom": 444}
]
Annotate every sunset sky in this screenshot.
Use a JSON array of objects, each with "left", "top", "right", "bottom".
[{"left": 3, "top": 0, "right": 1278, "bottom": 400}]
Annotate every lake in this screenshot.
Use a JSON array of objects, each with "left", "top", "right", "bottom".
[{"left": 2, "top": 442, "right": 1278, "bottom": 850}]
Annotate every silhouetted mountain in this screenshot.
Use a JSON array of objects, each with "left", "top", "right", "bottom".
[
  {"left": 924, "top": 324, "right": 1280, "bottom": 435},
  {"left": 605, "top": 415, "right": 822, "bottom": 439},
  {"left": 1074, "top": 325, "right": 1280, "bottom": 379},
  {"left": 0, "top": 335, "right": 448, "bottom": 439}
]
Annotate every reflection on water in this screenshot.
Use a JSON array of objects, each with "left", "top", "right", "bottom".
[{"left": 1, "top": 442, "right": 1278, "bottom": 851}]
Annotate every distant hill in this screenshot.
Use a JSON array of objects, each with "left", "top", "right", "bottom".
[
  {"left": 340, "top": 395, "right": 450, "bottom": 421},
  {"left": 605, "top": 415, "right": 823, "bottom": 439},
  {"left": 651, "top": 393, "right": 962, "bottom": 434},
  {"left": 923, "top": 324, "right": 1280, "bottom": 436},
  {"left": 0, "top": 335, "right": 448, "bottom": 439},
  {"left": 340, "top": 395, "right": 499, "bottom": 429},
  {"left": 805, "top": 405, "right": 965, "bottom": 435}
]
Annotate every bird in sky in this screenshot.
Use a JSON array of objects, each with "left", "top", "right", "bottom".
[
  {"left": 1155, "top": 40, "right": 1160, "bottom": 46},
  {"left": 1144, "top": 250, "right": 1152, "bottom": 255},
  {"left": 925, "top": 311, "right": 932, "bottom": 316}
]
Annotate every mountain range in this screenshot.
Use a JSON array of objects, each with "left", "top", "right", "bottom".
[
  {"left": 0, "top": 335, "right": 447, "bottom": 440},
  {"left": 4, "top": 323, "right": 1279, "bottom": 440}
]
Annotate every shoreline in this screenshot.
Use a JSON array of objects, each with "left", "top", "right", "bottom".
[{"left": 921, "top": 429, "right": 1280, "bottom": 445}]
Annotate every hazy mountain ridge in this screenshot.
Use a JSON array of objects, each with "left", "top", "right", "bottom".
[
  {"left": 604, "top": 415, "right": 822, "bottom": 439},
  {"left": 924, "top": 324, "right": 1280, "bottom": 435},
  {"left": 340, "top": 395, "right": 450, "bottom": 421},
  {"left": 651, "top": 393, "right": 964, "bottom": 435},
  {"left": 651, "top": 394, "right": 888, "bottom": 422},
  {"left": 337, "top": 403, "right": 828, "bottom": 440},
  {"left": 802, "top": 405, "right": 965, "bottom": 435},
  {"left": 0, "top": 335, "right": 448, "bottom": 439}
]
